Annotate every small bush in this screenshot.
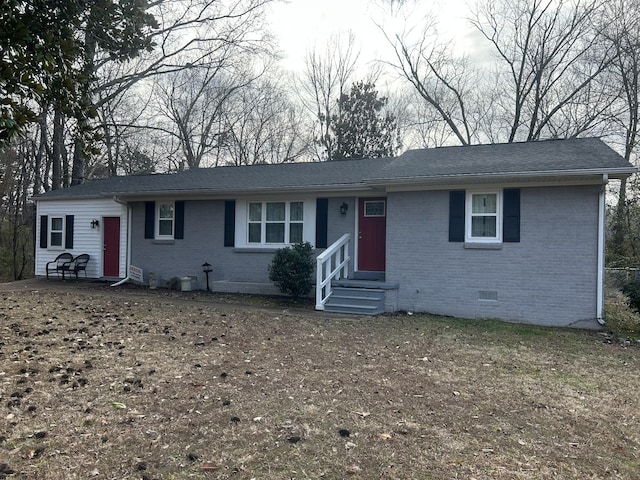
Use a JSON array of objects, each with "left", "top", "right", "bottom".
[
  {"left": 166, "top": 277, "right": 181, "bottom": 290},
  {"left": 268, "top": 242, "right": 314, "bottom": 299},
  {"left": 605, "top": 296, "right": 640, "bottom": 339}
]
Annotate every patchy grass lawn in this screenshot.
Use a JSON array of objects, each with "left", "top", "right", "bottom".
[{"left": 1, "top": 286, "right": 639, "bottom": 479}]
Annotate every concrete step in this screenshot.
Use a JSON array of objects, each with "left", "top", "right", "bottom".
[
  {"left": 322, "top": 303, "right": 384, "bottom": 315},
  {"left": 351, "top": 271, "right": 385, "bottom": 281},
  {"left": 334, "top": 279, "right": 399, "bottom": 290},
  {"left": 324, "top": 286, "right": 385, "bottom": 315},
  {"left": 331, "top": 286, "right": 384, "bottom": 299}
]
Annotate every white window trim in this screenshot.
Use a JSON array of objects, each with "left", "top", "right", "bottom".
[
  {"left": 156, "top": 201, "right": 175, "bottom": 239},
  {"left": 247, "top": 201, "right": 303, "bottom": 245},
  {"left": 235, "top": 199, "right": 316, "bottom": 248},
  {"left": 364, "top": 200, "right": 386, "bottom": 217},
  {"left": 49, "top": 216, "right": 65, "bottom": 250},
  {"left": 465, "top": 190, "right": 503, "bottom": 243}
]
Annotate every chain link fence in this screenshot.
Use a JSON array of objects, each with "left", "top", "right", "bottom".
[{"left": 605, "top": 267, "right": 640, "bottom": 290}]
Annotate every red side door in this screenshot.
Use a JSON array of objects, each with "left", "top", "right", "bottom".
[
  {"left": 358, "top": 197, "right": 387, "bottom": 272},
  {"left": 103, "top": 217, "right": 120, "bottom": 277}
]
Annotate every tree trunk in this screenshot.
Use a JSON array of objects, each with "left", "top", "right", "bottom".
[
  {"left": 51, "top": 108, "right": 64, "bottom": 190},
  {"left": 34, "top": 108, "right": 48, "bottom": 194},
  {"left": 71, "top": 135, "right": 83, "bottom": 185}
]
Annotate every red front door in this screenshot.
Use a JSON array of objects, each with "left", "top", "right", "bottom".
[
  {"left": 358, "top": 197, "right": 386, "bottom": 272},
  {"left": 103, "top": 217, "right": 120, "bottom": 277}
]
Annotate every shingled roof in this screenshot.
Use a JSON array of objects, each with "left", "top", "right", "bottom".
[
  {"left": 373, "top": 137, "right": 634, "bottom": 181},
  {"left": 34, "top": 138, "right": 635, "bottom": 201}
]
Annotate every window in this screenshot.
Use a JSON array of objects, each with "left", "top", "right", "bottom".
[
  {"left": 449, "top": 189, "right": 520, "bottom": 244},
  {"left": 50, "top": 217, "right": 63, "bottom": 247},
  {"left": 466, "top": 191, "right": 502, "bottom": 242},
  {"left": 157, "top": 202, "right": 175, "bottom": 238},
  {"left": 364, "top": 200, "right": 385, "bottom": 217},
  {"left": 145, "top": 201, "right": 184, "bottom": 240},
  {"left": 289, "top": 201, "right": 304, "bottom": 243},
  {"left": 266, "top": 202, "right": 284, "bottom": 243},
  {"left": 39, "top": 215, "right": 73, "bottom": 249},
  {"left": 247, "top": 201, "right": 304, "bottom": 244}
]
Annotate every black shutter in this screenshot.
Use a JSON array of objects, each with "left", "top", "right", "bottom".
[
  {"left": 448, "top": 190, "right": 465, "bottom": 242},
  {"left": 315, "top": 198, "right": 329, "bottom": 248},
  {"left": 39, "top": 215, "right": 48, "bottom": 249},
  {"left": 503, "top": 188, "right": 521, "bottom": 242},
  {"left": 224, "top": 200, "right": 235, "bottom": 247},
  {"left": 175, "top": 201, "right": 185, "bottom": 239},
  {"left": 144, "top": 201, "right": 155, "bottom": 239},
  {"left": 64, "top": 215, "right": 74, "bottom": 249}
]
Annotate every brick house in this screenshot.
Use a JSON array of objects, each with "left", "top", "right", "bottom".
[{"left": 33, "top": 138, "right": 635, "bottom": 328}]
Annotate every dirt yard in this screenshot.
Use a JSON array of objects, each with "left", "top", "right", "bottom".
[{"left": 1, "top": 280, "right": 639, "bottom": 479}]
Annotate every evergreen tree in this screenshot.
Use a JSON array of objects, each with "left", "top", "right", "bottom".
[
  {"left": 0, "top": 0, "right": 157, "bottom": 151},
  {"left": 325, "top": 81, "right": 399, "bottom": 160},
  {"left": 0, "top": 0, "right": 85, "bottom": 147},
  {"left": 0, "top": 0, "right": 158, "bottom": 189}
]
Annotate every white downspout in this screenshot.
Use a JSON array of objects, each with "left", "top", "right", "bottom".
[
  {"left": 596, "top": 174, "right": 607, "bottom": 325},
  {"left": 111, "top": 197, "right": 132, "bottom": 287}
]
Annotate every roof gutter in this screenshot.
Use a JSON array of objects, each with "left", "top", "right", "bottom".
[
  {"left": 365, "top": 167, "right": 637, "bottom": 187},
  {"left": 100, "top": 183, "right": 377, "bottom": 201},
  {"left": 31, "top": 194, "right": 108, "bottom": 202}
]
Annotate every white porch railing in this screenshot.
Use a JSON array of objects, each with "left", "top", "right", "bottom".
[{"left": 315, "top": 233, "right": 351, "bottom": 310}]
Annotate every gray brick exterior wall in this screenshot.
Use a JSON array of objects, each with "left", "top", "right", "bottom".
[
  {"left": 131, "top": 200, "right": 270, "bottom": 288},
  {"left": 129, "top": 186, "right": 602, "bottom": 328},
  {"left": 385, "top": 185, "right": 600, "bottom": 328},
  {"left": 130, "top": 198, "right": 358, "bottom": 290}
]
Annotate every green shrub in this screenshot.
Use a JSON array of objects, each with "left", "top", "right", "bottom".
[
  {"left": 605, "top": 298, "right": 640, "bottom": 338},
  {"left": 268, "top": 242, "right": 314, "bottom": 299},
  {"left": 622, "top": 281, "right": 640, "bottom": 312}
]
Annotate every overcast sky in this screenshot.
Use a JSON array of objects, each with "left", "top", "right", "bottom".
[{"left": 267, "top": 0, "right": 483, "bottom": 73}]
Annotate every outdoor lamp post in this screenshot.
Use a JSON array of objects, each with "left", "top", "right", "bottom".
[{"left": 202, "top": 262, "right": 212, "bottom": 291}]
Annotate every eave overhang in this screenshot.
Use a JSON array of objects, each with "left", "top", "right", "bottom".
[
  {"left": 105, "top": 183, "right": 380, "bottom": 202},
  {"left": 33, "top": 194, "right": 112, "bottom": 202},
  {"left": 366, "top": 167, "right": 636, "bottom": 192},
  {"left": 32, "top": 166, "right": 636, "bottom": 202}
]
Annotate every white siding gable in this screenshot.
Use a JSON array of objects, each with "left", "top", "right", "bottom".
[{"left": 35, "top": 199, "right": 128, "bottom": 278}]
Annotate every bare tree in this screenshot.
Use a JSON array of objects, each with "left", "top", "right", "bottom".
[
  {"left": 2, "top": 0, "right": 277, "bottom": 229},
  {"left": 599, "top": 0, "right": 640, "bottom": 263},
  {"left": 222, "top": 77, "right": 309, "bottom": 165},
  {"left": 602, "top": 0, "right": 640, "bottom": 163},
  {"left": 96, "top": 0, "right": 275, "bottom": 173},
  {"left": 60, "top": 0, "right": 276, "bottom": 181},
  {"left": 469, "top": 0, "right": 615, "bottom": 142},
  {"left": 93, "top": 61, "right": 160, "bottom": 177},
  {"left": 397, "top": 89, "right": 468, "bottom": 148},
  {"left": 0, "top": 145, "right": 34, "bottom": 280},
  {"left": 297, "top": 32, "right": 361, "bottom": 160},
  {"left": 376, "top": 2, "right": 480, "bottom": 146},
  {"left": 153, "top": 56, "right": 263, "bottom": 170},
  {"left": 378, "top": 0, "right": 616, "bottom": 145}
]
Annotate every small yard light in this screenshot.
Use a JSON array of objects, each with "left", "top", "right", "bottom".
[
  {"left": 340, "top": 202, "right": 348, "bottom": 215},
  {"left": 202, "top": 262, "right": 212, "bottom": 291}
]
